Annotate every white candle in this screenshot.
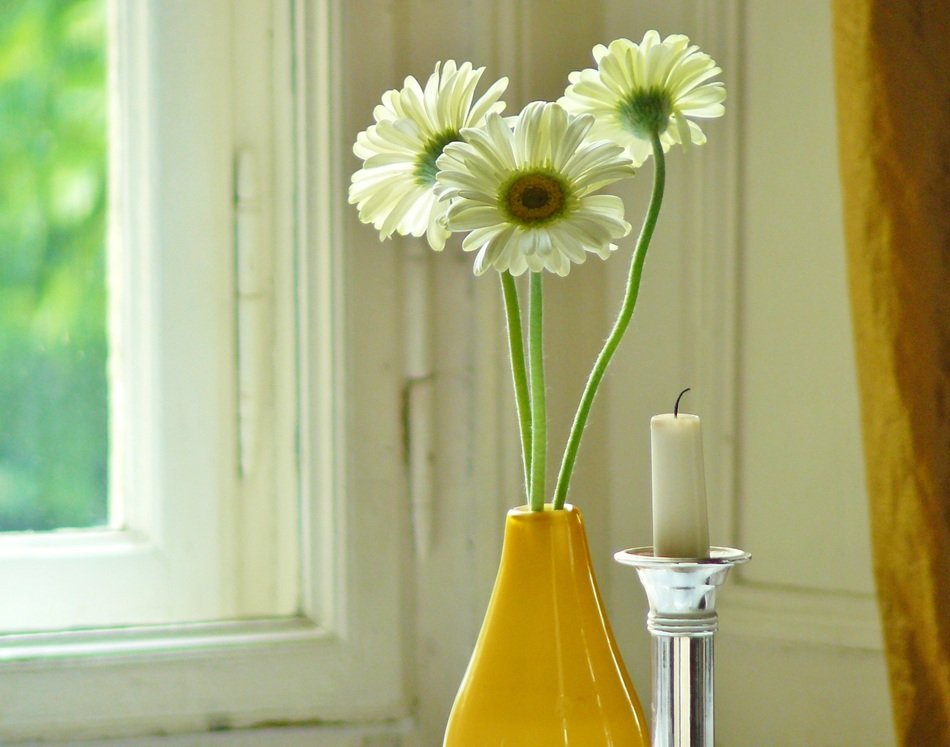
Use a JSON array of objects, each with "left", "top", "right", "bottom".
[{"left": 651, "top": 411, "right": 710, "bottom": 558}]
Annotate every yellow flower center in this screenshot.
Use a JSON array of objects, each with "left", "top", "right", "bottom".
[{"left": 504, "top": 173, "right": 565, "bottom": 224}]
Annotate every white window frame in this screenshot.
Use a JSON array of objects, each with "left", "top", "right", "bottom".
[
  {"left": 0, "top": 0, "right": 407, "bottom": 741},
  {"left": 1, "top": 0, "right": 250, "bottom": 634}
]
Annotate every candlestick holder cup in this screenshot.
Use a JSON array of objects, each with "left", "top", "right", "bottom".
[{"left": 614, "top": 547, "right": 750, "bottom": 747}]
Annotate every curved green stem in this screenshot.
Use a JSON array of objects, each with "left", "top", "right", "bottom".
[
  {"left": 553, "top": 131, "right": 666, "bottom": 509},
  {"left": 528, "top": 271, "right": 547, "bottom": 511},
  {"left": 500, "top": 271, "right": 532, "bottom": 499}
]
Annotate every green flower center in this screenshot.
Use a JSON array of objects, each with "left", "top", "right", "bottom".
[
  {"left": 502, "top": 172, "right": 567, "bottom": 225},
  {"left": 617, "top": 87, "right": 673, "bottom": 137},
  {"left": 414, "top": 130, "right": 462, "bottom": 185}
]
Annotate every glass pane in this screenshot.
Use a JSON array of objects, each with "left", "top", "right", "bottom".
[{"left": 0, "top": 0, "right": 108, "bottom": 531}]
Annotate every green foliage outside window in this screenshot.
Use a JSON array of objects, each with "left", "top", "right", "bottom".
[{"left": 0, "top": 0, "right": 108, "bottom": 531}]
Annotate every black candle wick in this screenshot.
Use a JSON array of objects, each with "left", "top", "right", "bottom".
[{"left": 674, "top": 388, "right": 691, "bottom": 418}]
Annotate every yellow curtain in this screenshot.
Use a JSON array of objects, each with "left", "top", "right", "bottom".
[{"left": 832, "top": 2, "right": 950, "bottom": 744}]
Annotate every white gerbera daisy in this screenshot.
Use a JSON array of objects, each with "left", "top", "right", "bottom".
[
  {"left": 435, "top": 101, "right": 636, "bottom": 277},
  {"left": 349, "top": 61, "right": 508, "bottom": 250},
  {"left": 559, "top": 31, "right": 725, "bottom": 166}
]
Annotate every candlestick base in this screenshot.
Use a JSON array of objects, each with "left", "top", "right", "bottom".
[{"left": 614, "top": 546, "right": 750, "bottom": 747}]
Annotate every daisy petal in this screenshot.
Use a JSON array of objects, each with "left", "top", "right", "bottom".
[
  {"left": 562, "top": 30, "right": 725, "bottom": 163},
  {"left": 436, "top": 101, "right": 635, "bottom": 277},
  {"left": 349, "top": 60, "right": 508, "bottom": 245}
]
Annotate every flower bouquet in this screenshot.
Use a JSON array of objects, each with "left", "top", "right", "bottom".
[{"left": 350, "top": 29, "right": 725, "bottom": 746}]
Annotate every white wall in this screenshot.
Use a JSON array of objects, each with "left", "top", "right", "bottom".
[
  {"left": 343, "top": 1, "right": 895, "bottom": 744},
  {"left": 598, "top": 2, "right": 894, "bottom": 744}
]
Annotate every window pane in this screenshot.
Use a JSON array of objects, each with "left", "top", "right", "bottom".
[{"left": 0, "top": 0, "right": 108, "bottom": 531}]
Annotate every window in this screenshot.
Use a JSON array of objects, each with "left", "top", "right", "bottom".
[
  {"left": 0, "top": 0, "right": 297, "bottom": 634},
  {"left": 0, "top": 1, "right": 406, "bottom": 742}
]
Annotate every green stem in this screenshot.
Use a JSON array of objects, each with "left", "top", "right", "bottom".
[
  {"left": 553, "top": 131, "right": 667, "bottom": 509},
  {"left": 528, "top": 271, "right": 547, "bottom": 511},
  {"left": 500, "top": 271, "right": 532, "bottom": 499}
]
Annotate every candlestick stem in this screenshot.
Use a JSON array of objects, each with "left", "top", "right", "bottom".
[{"left": 614, "top": 547, "right": 749, "bottom": 747}]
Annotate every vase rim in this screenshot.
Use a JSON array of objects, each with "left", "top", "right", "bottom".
[{"left": 508, "top": 503, "right": 578, "bottom": 516}]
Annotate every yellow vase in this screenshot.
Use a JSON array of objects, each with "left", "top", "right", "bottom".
[{"left": 443, "top": 504, "right": 649, "bottom": 746}]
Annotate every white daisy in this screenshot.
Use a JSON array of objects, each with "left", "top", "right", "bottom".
[
  {"left": 559, "top": 31, "right": 725, "bottom": 166},
  {"left": 349, "top": 60, "right": 509, "bottom": 250},
  {"left": 435, "top": 101, "right": 636, "bottom": 277}
]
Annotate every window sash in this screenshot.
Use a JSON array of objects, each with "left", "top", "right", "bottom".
[{"left": 0, "top": 0, "right": 241, "bottom": 632}]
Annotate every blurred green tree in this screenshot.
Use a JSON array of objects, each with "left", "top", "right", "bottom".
[{"left": 0, "top": 0, "right": 108, "bottom": 531}]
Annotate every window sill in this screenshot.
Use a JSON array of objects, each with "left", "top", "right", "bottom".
[
  {"left": 0, "top": 614, "right": 407, "bottom": 743},
  {"left": 16, "top": 720, "right": 413, "bottom": 747},
  {"left": 0, "top": 616, "right": 326, "bottom": 663}
]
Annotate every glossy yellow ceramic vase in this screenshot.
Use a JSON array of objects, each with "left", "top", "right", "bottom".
[{"left": 443, "top": 504, "right": 649, "bottom": 746}]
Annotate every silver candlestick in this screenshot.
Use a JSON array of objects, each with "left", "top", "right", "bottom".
[{"left": 614, "top": 547, "right": 750, "bottom": 747}]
